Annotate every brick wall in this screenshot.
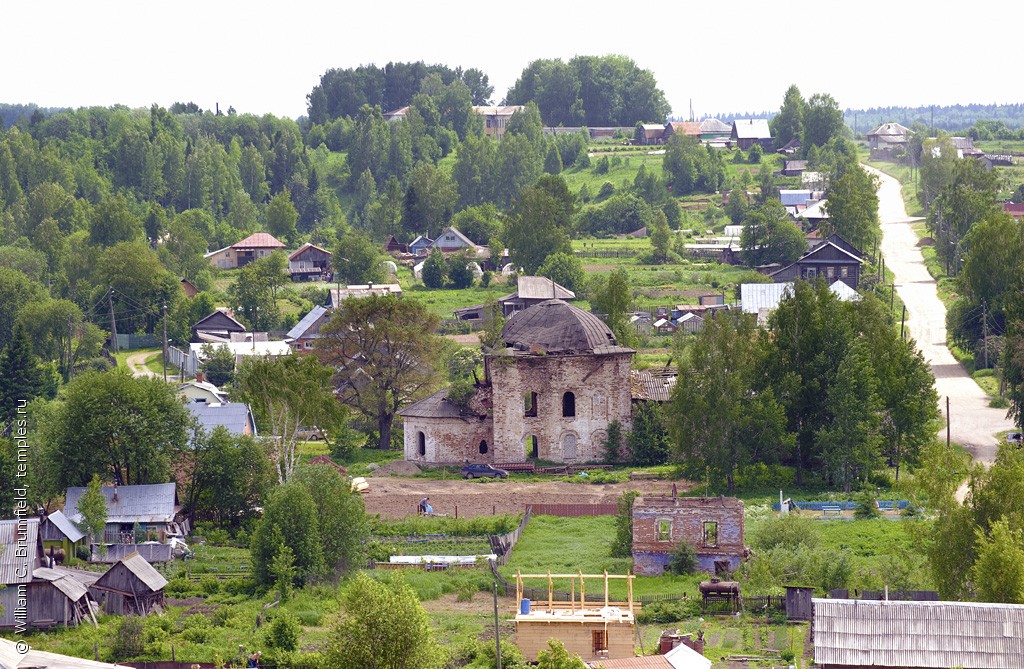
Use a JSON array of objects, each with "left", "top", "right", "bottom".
[
  {"left": 632, "top": 496, "right": 745, "bottom": 576},
  {"left": 403, "top": 415, "right": 495, "bottom": 464},
  {"left": 489, "top": 352, "right": 633, "bottom": 463}
]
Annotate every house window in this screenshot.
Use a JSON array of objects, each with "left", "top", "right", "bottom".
[
  {"left": 592, "top": 630, "right": 608, "bottom": 653},
  {"left": 524, "top": 392, "right": 538, "bottom": 417},
  {"left": 803, "top": 267, "right": 817, "bottom": 279},
  {"left": 826, "top": 266, "right": 835, "bottom": 279},
  {"left": 562, "top": 392, "right": 576, "bottom": 417},
  {"left": 417, "top": 432, "right": 426, "bottom": 457},
  {"left": 479, "top": 440, "right": 488, "bottom": 455},
  {"left": 840, "top": 267, "right": 849, "bottom": 278},
  {"left": 703, "top": 521, "right": 718, "bottom": 547},
  {"left": 657, "top": 519, "right": 672, "bottom": 542}
]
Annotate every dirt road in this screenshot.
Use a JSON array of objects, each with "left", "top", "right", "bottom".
[
  {"left": 869, "top": 165, "right": 1013, "bottom": 465},
  {"left": 362, "top": 477, "right": 678, "bottom": 519},
  {"left": 125, "top": 351, "right": 158, "bottom": 379}
]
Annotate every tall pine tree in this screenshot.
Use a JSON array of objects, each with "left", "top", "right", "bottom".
[{"left": 0, "top": 322, "right": 43, "bottom": 424}]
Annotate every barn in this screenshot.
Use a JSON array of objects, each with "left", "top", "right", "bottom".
[{"left": 91, "top": 552, "right": 168, "bottom": 615}]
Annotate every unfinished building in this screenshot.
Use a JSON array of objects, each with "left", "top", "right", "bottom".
[
  {"left": 401, "top": 299, "right": 634, "bottom": 464},
  {"left": 632, "top": 496, "right": 746, "bottom": 576},
  {"left": 514, "top": 571, "right": 636, "bottom": 662}
]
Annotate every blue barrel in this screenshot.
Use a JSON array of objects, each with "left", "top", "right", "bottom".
[{"left": 520, "top": 598, "right": 531, "bottom": 614}]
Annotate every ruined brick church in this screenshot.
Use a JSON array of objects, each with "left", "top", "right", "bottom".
[{"left": 401, "top": 299, "right": 635, "bottom": 464}]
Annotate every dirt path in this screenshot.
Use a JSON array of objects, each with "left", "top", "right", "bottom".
[
  {"left": 362, "top": 478, "right": 677, "bottom": 519},
  {"left": 125, "top": 351, "right": 158, "bottom": 379},
  {"left": 869, "top": 165, "right": 1013, "bottom": 466}
]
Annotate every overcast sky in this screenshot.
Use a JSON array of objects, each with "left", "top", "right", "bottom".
[{"left": 2, "top": 0, "right": 1015, "bottom": 122}]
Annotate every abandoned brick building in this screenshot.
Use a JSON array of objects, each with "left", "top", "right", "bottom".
[
  {"left": 400, "top": 299, "right": 634, "bottom": 464},
  {"left": 632, "top": 496, "right": 746, "bottom": 576}
]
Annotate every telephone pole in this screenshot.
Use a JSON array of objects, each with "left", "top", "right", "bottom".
[
  {"left": 108, "top": 289, "right": 119, "bottom": 354},
  {"left": 983, "top": 302, "right": 989, "bottom": 370},
  {"left": 66, "top": 314, "right": 74, "bottom": 381}
]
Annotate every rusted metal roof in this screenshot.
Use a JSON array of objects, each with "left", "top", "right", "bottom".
[
  {"left": 0, "top": 518, "right": 41, "bottom": 585},
  {"left": 587, "top": 656, "right": 673, "bottom": 668},
  {"left": 813, "top": 598, "right": 1024, "bottom": 668},
  {"left": 500, "top": 299, "right": 633, "bottom": 356},
  {"left": 230, "top": 232, "right": 285, "bottom": 249}
]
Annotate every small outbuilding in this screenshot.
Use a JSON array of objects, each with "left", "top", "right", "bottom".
[
  {"left": 40, "top": 510, "right": 85, "bottom": 558},
  {"left": 92, "top": 551, "right": 168, "bottom": 615},
  {"left": 632, "top": 496, "right": 746, "bottom": 576}
]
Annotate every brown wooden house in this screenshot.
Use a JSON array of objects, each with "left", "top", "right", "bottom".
[
  {"left": 632, "top": 496, "right": 746, "bottom": 576},
  {"left": 769, "top": 236, "right": 865, "bottom": 289},
  {"left": 92, "top": 552, "right": 167, "bottom": 615},
  {"left": 288, "top": 242, "right": 332, "bottom": 281},
  {"left": 192, "top": 308, "right": 247, "bottom": 342}
]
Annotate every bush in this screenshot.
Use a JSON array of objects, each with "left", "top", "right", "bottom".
[
  {"left": 181, "top": 614, "right": 213, "bottom": 643},
  {"left": 164, "top": 577, "right": 198, "bottom": 597},
  {"left": 594, "top": 156, "right": 610, "bottom": 174},
  {"left": 199, "top": 576, "right": 220, "bottom": 595},
  {"left": 266, "top": 610, "right": 301, "bottom": 651},
  {"left": 749, "top": 515, "right": 821, "bottom": 551},
  {"left": 635, "top": 598, "right": 700, "bottom": 624},
  {"left": 598, "top": 181, "right": 615, "bottom": 199},
  {"left": 668, "top": 540, "right": 698, "bottom": 575},
  {"left": 110, "top": 616, "right": 145, "bottom": 660},
  {"left": 854, "top": 489, "right": 881, "bottom": 519}
]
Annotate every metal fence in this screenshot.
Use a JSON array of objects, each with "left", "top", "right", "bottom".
[
  {"left": 114, "top": 333, "right": 161, "bottom": 350},
  {"left": 167, "top": 345, "right": 199, "bottom": 377}
]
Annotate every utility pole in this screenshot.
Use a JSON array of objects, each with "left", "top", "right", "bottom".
[
  {"left": 890, "top": 283, "right": 896, "bottom": 313},
  {"left": 900, "top": 305, "right": 906, "bottom": 339},
  {"left": 493, "top": 583, "right": 502, "bottom": 669},
  {"left": 983, "top": 302, "right": 989, "bottom": 369},
  {"left": 946, "top": 396, "right": 951, "bottom": 450},
  {"left": 66, "top": 314, "right": 74, "bottom": 381},
  {"left": 163, "top": 303, "right": 168, "bottom": 383},
  {"left": 108, "top": 289, "right": 119, "bottom": 354}
]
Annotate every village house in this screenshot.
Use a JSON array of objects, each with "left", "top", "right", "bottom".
[
  {"left": 401, "top": 299, "right": 634, "bottom": 465},
  {"left": 286, "top": 304, "right": 331, "bottom": 351},
  {"left": 812, "top": 598, "right": 1024, "bottom": 669},
  {"left": 730, "top": 119, "right": 772, "bottom": 150},
  {"left": 741, "top": 280, "right": 861, "bottom": 325},
  {"left": 179, "top": 277, "right": 200, "bottom": 299},
  {"left": 288, "top": 242, "right": 332, "bottom": 281},
  {"left": 632, "top": 496, "right": 746, "bottom": 576},
  {"left": 204, "top": 232, "right": 286, "bottom": 270},
  {"left": 473, "top": 105, "right": 525, "bottom": 139},
  {"left": 327, "top": 283, "right": 403, "bottom": 307},
  {"left": 769, "top": 235, "right": 865, "bottom": 289},
  {"left": 0, "top": 519, "right": 94, "bottom": 630},
  {"left": 191, "top": 307, "right": 247, "bottom": 343},
  {"left": 64, "top": 482, "right": 187, "bottom": 545},
  {"left": 637, "top": 123, "right": 667, "bottom": 145},
  {"left": 408, "top": 234, "right": 434, "bottom": 256},
  {"left": 177, "top": 378, "right": 228, "bottom": 403},
  {"left": 185, "top": 401, "right": 258, "bottom": 437}
]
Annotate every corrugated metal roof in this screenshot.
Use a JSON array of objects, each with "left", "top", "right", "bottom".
[
  {"left": 287, "top": 305, "right": 329, "bottom": 340},
  {"left": 587, "top": 656, "right": 673, "bottom": 668},
  {"left": 741, "top": 283, "right": 793, "bottom": 314},
  {"left": 700, "top": 118, "right": 731, "bottom": 134},
  {"left": 0, "top": 518, "right": 40, "bottom": 585},
  {"left": 500, "top": 300, "right": 633, "bottom": 356},
  {"left": 732, "top": 119, "right": 772, "bottom": 140},
  {"left": 287, "top": 242, "right": 331, "bottom": 261},
  {"left": 94, "top": 552, "right": 168, "bottom": 593},
  {"left": 185, "top": 402, "right": 255, "bottom": 436},
  {"left": 43, "top": 510, "right": 85, "bottom": 543},
  {"left": 33, "top": 567, "right": 89, "bottom": 601},
  {"left": 779, "top": 189, "right": 813, "bottom": 206},
  {"left": 1, "top": 637, "right": 127, "bottom": 668},
  {"left": 812, "top": 598, "right": 1024, "bottom": 668},
  {"left": 65, "top": 483, "right": 178, "bottom": 525},
  {"left": 866, "top": 122, "right": 910, "bottom": 138},
  {"left": 516, "top": 276, "right": 575, "bottom": 301}
]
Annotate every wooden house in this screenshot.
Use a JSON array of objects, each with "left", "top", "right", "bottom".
[
  {"left": 632, "top": 496, "right": 746, "bottom": 576},
  {"left": 730, "top": 119, "right": 772, "bottom": 150},
  {"left": 866, "top": 122, "right": 910, "bottom": 151},
  {"left": 637, "top": 124, "right": 668, "bottom": 145},
  {"left": 64, "top": 482, "right": 186, "bottom": 545},
  {"left": 191, "top": 308, "right": 247, "bottom": 342},
  {"left": 781, "top": 159, "right": 808, "bottom": 176},
  {"left": 40, "top": 510, "right": 85, "bottom": 558},
  {"left": 92, "top": 552, "right": 167, "bottom": 615},
  {"left": 177, "top": 379, "right": 229, "bottom": 404},
  {"left": 205, "top": 232, "right": 286, "bottom": 270},
  {"left": 179, "top": 277, "right": 200, "bottom": 299},
  {"left": 514, "top": 572, "right": 637, "bottom": 662},
  {"left": 409, "top": 235, "right": 434, "bottom": 256},
  {"left": 286, "top": 304, "right": 331, "bottom": 351},
  {"left": 664, "top": 122, "right": 701, "bottom": 143},
  {"left": 699, "top": 118, "right": 732, "bottom": 142},
  {"left": 383, "top": 235, "right": 407, "bottom": 255},
  {"left": 813, "top": 598, "right": 1024, "bottom": 669},
  {"left": 327, "top": 283, "right": 403, "bottom": 308},
  {"left": 1, "top": 518, "right": 44, "bottom": 628},
  {"left": 769, "top": 236, "right": 865, "bottom": 289},
  {"left": 288, "top": 242, "right": 332, "bottom": 282},
  {"left": 432, "top": 226, "right": 481, "bottom": 254}
]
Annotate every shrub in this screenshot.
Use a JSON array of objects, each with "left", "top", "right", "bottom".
[
  {"left": 164, "top": 577, "right": 197, "bottom": 597},
  {"left": 594, "top": 156, "right": 610, "bottom": 174},
  {"left": 854, "top": 488, "right": 881, "bottom": 519},
  {"left": 598, "top": 181, "right": 615, "bottom": 199},
  {"left": 668, "top": 540, "right": 698, "bottom": 575},
  {"left": 749, "top": 515, "right": 821, "bottom": 551},
  {"left": 293, "top": 609, "right": 322, "bottom": 626},
  {"left": 110, "top": 616, "right": 145, "bottom": 660},
  {"left": 199, "top": 576, "right": 220, "bottom": 595},
  {"left": 266, "top": 610, "right": 301, "bottom": 651},
  {"left": 636, "top": 599, "right": 700, "bottom": 624},
  {"left": 181, "top": 614, "right": 213, "bottom": 643}
]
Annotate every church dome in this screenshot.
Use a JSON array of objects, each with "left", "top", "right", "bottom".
[{"left": 499, "top": 299, "right": 628, "bottom": 355}]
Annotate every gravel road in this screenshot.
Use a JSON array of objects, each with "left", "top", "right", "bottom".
[{"left": 869, "top": 165, "right": 1013, "bottom": 465}]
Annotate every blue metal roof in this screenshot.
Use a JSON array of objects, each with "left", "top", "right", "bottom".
[{"left": 186, "top": 402, "right": 256, "bottom": 437}]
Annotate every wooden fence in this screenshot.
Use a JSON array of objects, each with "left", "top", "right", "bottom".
[
  {"left": 489, "top": 507, "right": 532, "bottom": 565},
  {"left": 527, "top": 503, "right": 618, "bottom": 517}
]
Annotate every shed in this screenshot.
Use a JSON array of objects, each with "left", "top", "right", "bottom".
[
  {"left": 92, "top": 552, "right": 168, "bottom": 615},
  {"left": 812, "top": 598, "right": 1024, "bottom": 669},
  {"left": 40, "top": 510, "right": 85, "bottom": 556},
  {"left": 0, "top": 518, "right": 45, "bottom": 628},
  {"left": 28, "top": 567, "right": 94, "bottom": 628},
  {"left": 785, "top": 585, "right": 814, "bottom": 621}
]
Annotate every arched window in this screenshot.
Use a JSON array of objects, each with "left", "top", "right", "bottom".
[
  {"left": 479, "top": 440, "right": 488, "bottom": 455},
  {"left": 417, "top": 431, "right": 425, "bottom": 457},
  {"left": 562, "top": 392, "right": 576, "bottom": 417}
]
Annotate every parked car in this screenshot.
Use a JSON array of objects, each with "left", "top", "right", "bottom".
[
  {"left": 1007, "top": 432, "right": 1022, "bottom": 445},
  {"left": 296, "top": 426, "right": 324, "bottom": 440},
  {"left": 461, "top": 463, "right": 508, "bottom": 479}
]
